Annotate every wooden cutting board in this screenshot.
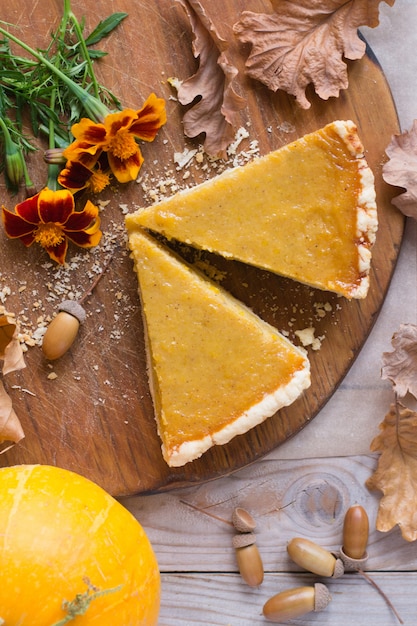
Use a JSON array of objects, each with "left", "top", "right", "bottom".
[{"left": 0, "top": 0, "right": 403, "bottom": 496}]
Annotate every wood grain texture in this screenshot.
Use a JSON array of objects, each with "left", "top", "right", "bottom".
[
  {"left": 0, "top": 0, "right": 404, "bottom": 496},
  {"left": 125, "top": 455, "right": 414, "bottom": 625},
  {"left": 122, "top": 455, "right": 411, "bottom": 574},
  {"left": 158, "top": 573, "right": 416, "bottom": 626}
]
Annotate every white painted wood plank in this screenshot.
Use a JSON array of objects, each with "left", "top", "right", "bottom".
[
  {"left": 122, "top": 455, "right": 416, "bottom": 574},
  {"left": 158, "top": 572, "right": 412, "bottom": 626}
]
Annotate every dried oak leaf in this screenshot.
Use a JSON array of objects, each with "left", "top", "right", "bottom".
[
  {"left": 382, "top": 120, "right": 417, "bottom": 220},
  {"left": 175, "top": 0, "right": 245, "bottom": 158},
  {"left": 233, "top": 0, "right": 395, "bottom": 109},
  {"left": 0, "top": 316, "right": 26, "bottom": 376},
  {"left": 0, "top": 380, "right": 25, "bottom": 449},
  {"left": 367, "top": 402, "right": 417, "bottom": 541},
  {"left": 0, "top": 315, "right": 26, "bottom": 446},
  {"left": 381, "top": 324, "right": 417, "bottom": 399}
]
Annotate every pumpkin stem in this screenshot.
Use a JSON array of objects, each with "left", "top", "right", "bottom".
[{"left": 51, "top": 578, "right": 122, "bottom": 625}]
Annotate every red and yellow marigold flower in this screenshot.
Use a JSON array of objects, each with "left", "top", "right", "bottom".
[
  {"left": 58, "top": 158, "right": 112, "bottom": 195},
  {"left": 63, "top": 93, "right": 166, "bottom": 184},
  {"left": 2, "top": 188, "right": 102, "bottom": 265}
]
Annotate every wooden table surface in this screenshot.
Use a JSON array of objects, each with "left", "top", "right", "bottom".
[
  {"left": 1, "top": 1, "right": 417, "bottom": 624},
  {"left": 0, "top": 0, "right": 404, "bottom": 497},
  {"left": 122, "top": 3, "right": 417, "bottom": 624}
]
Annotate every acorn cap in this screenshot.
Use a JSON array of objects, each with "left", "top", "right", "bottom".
[
  {"left": 332, "top": 557, "right": 345, "bottom": 578},
  {"left": 232, "top": 507, "right": 257, "bottom": 533},
  {"left": 314, "top": 583, "right": 332, "bottom": 612},
  {"left": 58, "top": 300, "right": 87, "bottom": 324},
  {"left": 339, "top": 546, "right": 369, "bottom": 570},
  {"left": 232, "top": 533, "right": 256, "bottom": 549}
]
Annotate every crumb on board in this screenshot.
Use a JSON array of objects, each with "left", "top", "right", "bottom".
[
  {"left": 314, "top": 301, "right": 333, "bottom": 319},
  {"left": 294, "top": 326, "right": 324, "bottom": 351},
  {"left": 0, "top": 222, "right": 134, "bottom": 351}
]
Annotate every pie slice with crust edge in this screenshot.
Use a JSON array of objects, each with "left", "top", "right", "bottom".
[
  {"left": 128, "top": 229, "right": 310, "bottom": 467},
  {"left": 126, "top": 120, "right": 377, "bottom": 299}
]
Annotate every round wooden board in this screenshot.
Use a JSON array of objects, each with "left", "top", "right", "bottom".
[{"left": 0, "top": 0, "right": 404, "bottom": 496}]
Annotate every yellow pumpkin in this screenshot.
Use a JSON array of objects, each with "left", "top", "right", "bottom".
[{"left": 0, "top": 465, "right": 160, "bottom": 625}]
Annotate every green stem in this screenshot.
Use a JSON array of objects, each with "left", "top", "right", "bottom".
[
  {"left": 65, "top": 2, "right": 100, "bottom": 99},
  {"left": 0, "top": 24, "right": 109, "bottom": 122},
  {"left": 21, "top": 155, "right": 35, "bottom": 192},
  {"left": 49, "top": 91, "right": 57, "bottom": 152},
  {"left": 47, "top": 89, "right": 60, "bottom": 190},
  {"left": 0, "top": 116, "right": 13, "bottom": 150},
  {"left": 51, "top": 584, "right": 122, "bottom": 626}
]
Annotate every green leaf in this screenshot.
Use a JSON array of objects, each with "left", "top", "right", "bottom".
[
  {"left": 85, "top": 13, "right": 128, "bottom": 46},
  {"left": 88, "top": 49, "right": 108, "bottom": 59}
]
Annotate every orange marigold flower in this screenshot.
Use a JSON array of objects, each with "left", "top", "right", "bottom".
[
  {"left": 63, "top": 93, "right": 166, "bottom": 184},
  {"left": 1, "top": 188, "right": 102, "bottom": 265},
  {"left": 58, "top": 158, "right": 112, "bottom": 195}
]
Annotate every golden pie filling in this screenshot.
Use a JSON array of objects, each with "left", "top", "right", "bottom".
[
  {"left": 126, "top": 120, "right": 377, "bottom": 299},
  {"left": 128, "top": 230, "right": 310, "bottom": 467},
  {"left": 126, "top": 121, "right": 377, "bottom": 466}
]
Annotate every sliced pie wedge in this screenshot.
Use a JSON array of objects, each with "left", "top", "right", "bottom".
[
  {"left": 126, "top": 120, "right": 377, "bottom": 299},
  {"left": 128, "top": 229, "right": 310, "bottom": 467}
]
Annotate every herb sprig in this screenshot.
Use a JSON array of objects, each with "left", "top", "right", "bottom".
[
  {"left": 0, "top": 1, "right": 127, "bottom": 190},
  {"left": 0, "top": 1, "right": 166, "bottom": 265}
]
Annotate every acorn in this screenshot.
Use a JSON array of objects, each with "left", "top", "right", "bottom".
[
  {"left": 340, "top": 504, "right": 369, "bottom": 570},
  {"left": 41, "top": 300, "right": 86, "bottom": 360},
  {"left": 263, "top": 583, "right": 331, "bottom": 622},
  {"left": 232, "top": 533, "right": 264, "bottom": 587},
  {"left": 41, "top": 253, "right": 114, "bottom": 360},
  {"left": 287, "top": 537, "right": 344, "bottom": 578}
]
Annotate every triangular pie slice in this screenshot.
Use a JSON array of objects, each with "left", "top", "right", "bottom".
[
  {"left": 128, "top": 229, "right": 310, "bottom": 467},
  {"left": 126, "top": 120, "right": 377, "bottom": 299}
]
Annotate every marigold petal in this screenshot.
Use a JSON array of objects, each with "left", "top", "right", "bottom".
[
  {"left": 70, "top": 118, "right": 107, "bottom": 145},
  {"left": 66, "top": 227, "right": 102, "bottom": 249},
  {"left": 19, "top": 232, "right": 36, "bottom": 247},
  {"left": 58, "top": 160, "right": 92, "bottom": 192},
  {"left": 84, "top": 220, "right": 101, "bottom": 236},
  {"left": 129, "top": 93, "right": 167, "bottom": 141},
  {"left": 63, "top": 140, "right": 102, "bottom": 166},
  {"left": 108, "top": 149, "right": 143, "bottom": 183},
  {"left": 1, "top": 206, "right": 36, "bottom": 240},
  {"left": 104, "top": 109, "right": 138, "bottom": 137},
  {"left": 64, "top": 200, "right": 100, "bottom": 232},
  {"left": 38, "top": 188, "right": 75, "bottom": 225},
  {"left": 14, "top": 192, "right": 42, "bottom": 224},
  {"left": 44, "top": 239, "right": 68, "bottom": 265}
]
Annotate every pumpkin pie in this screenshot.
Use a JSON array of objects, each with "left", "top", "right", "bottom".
[
  {"left": 128, "top": 229, "right": 310, "bottom": 467},
  {"left": 126, "top": 120, "right": 377, "bottom": 299}
]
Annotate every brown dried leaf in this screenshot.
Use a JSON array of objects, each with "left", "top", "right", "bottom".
[
  {"left": 0, "top": 315, "right": 26, "bottom": 375},
  {"left": 381, "top": 324, "right": 417, "bottom": 399},
  {"left": 382, "top": 120, "right": 417, "bottom": 220},
  {"left": 0, "top": 314, "right": 26, "bottom": 445},
  {"left": 0, "top": 380, "right": 25, "bottom": 447},
  {"left": 175, "top": 0, "right": 245, "bottom": 158},
  {"left": 367, "top": 402, "right": 417, "bottom": 541},
  {"left": 233, "top": 0, "right": 395, "bottom": 109},
  {"left": 0, "top": 315, "right": 16, "bottom": 356}
]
